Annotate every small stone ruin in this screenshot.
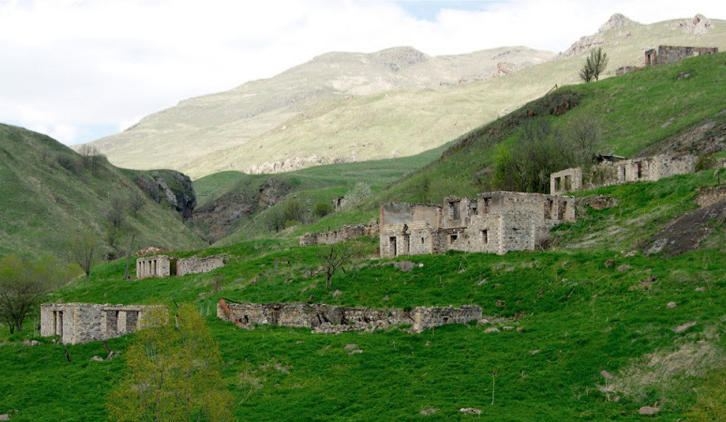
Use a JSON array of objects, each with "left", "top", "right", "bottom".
[
  {"left": 136, "top": 254, "right": 225, "bottom": 279},
  {"left": 217, "top": 299, "right": 481, "bottom": 333},
  {"left": 40, "top": 303, "right": 165, "bottom": 344},
  {"left": 644, "top": 45, "right": 718, "bottom": 66},
  {"left": 550, "top": 154, "right": 696, "bottom": 195}
]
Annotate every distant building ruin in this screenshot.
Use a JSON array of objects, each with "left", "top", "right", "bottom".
[
  {"left": 379, "top": 191, "right": 575, "bottom": 257},
  {"left": 217, "top": 299, "right": 481, "bottom": 334},
  {"left": 299, "top": 223, "right": 379, "bottom": 246},
  {"left": 136, "top": 255, "right": 225, "bottom": 279},
  {"left": 550, "top": 154, "right": 696, "bottom": 195},
  {"left": 644, "top": 45, "right": 718, "bottom": 66},
  {"left": 40, "top": 303, "right": 164, "bottom": 344}
]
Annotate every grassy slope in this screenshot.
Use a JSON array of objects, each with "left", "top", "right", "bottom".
[
  {"left": 0, "top": 124, "right": 203, "bottom": 258},
  {"left": 377, "top": 52, "right": 726, "bottom": 205},
  {"left": 1, "top": 170, "right": 724, "bottom": 420},
  {"left": 192, "top": 146, "right": 445, "bottom": 244}
]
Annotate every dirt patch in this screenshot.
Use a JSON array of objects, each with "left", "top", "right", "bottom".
[
  {"left": 598, "top": 340, "right": 723, "bottom": 402},
  {"left": 638, "top": 119, "right": 726, "bottom": 157},
  {"left": 644, "top": 200, "right": 726, "bottom": 256}
]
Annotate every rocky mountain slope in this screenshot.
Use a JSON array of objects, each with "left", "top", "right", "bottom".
[
  {"left": 91, "top": 14, "right": 726, "bottom": 178},
  {"left": 0, "top": 124, "right": 204, "bottom": 258}
]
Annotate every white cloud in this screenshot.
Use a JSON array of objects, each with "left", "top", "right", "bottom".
[{"left": 1, "top": 0, "right": 725, "bottom": 145}]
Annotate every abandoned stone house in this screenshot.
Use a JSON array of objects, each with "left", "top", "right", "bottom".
[
  {"left": 40, "top": 303, "right": 164, "bottom": 344},
  {"left": 217, "top": 299, "right": 481, "bottom": 333},
  {"left": 379, "top": 191, "right": 575, "bottom": 258},
  {"left": 644, "top": 45, "right": 718, "bottom": 66},
  {"left": 136, "top": 255, "right": 225, "bottom": 279},
  {"left": 550, "top": 154, "right": 696, "bottom": 194}
]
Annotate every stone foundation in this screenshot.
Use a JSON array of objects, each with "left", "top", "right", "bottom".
[
  {"left": 217, "top": 299, "right": 481, "bottom": 334},
  {"left": 177, "top": 256, "right": 225, "bottom": 276},
  {"left": 40, "top": 303, "right": 165, "bottom": 344}
]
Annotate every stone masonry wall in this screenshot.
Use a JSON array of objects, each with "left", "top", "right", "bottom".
[
  {"left": 217, "top": 299, "right": 482, "bottom": 334},
  {"left": 550, "top": 154, "right": 696, "bottom": 194},
  {"left": 653, "top": 45, "right": 719, "bottom": 65},
  {"left": 177, "top": 256, "right": 225, "bottom": 276},
  {"left": 136, "top": 255, "right": 171, "bottom": 279},
  {"left": 40, "top": 303, "right": 164, "bottom": 344},
  {"left": 299, "top": 223, "right": 379, "bottom": 246}
]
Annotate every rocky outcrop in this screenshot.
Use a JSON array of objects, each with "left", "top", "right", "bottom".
[
  {"left": 134, "top": 170, "right": 196, "bottom": 219},
  {"left": 561, "top": 13, "right": 639, "bottom": 57},
  {"left": 675, "top": 14, "right": 713, "bottom": 35}
]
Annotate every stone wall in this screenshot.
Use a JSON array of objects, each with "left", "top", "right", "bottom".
[
  {"left": 217, "top": 299, "right": 481, "bottom": 333},
  {"left": 299, "top": 223, "right": 379, "bottom": 246},
  {"left": 646, "top": 45, "right": 718, "bottom": 66},
  {"left": 177, "top": 256, "right": 225, "bottom": 276},
  {"left": 40, "top": 303, "right": 164, "bottom": 344},
  {"left": 136, "top": 255, "right": 171, "bottom": 279},
  {"left": 379, "top": 192, "right": 575, "bottom": 257},
  {"left": 550, "top": 154, "right": 696, "bottom": 194},
  {"left": 550, "top": 168, "right": 583, "bottom": 194}
]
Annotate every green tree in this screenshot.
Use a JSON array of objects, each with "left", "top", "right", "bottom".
[
  {"left": 0, "top": 255, "right": 75, "bottom": 333},
  {"left": 579, "top": 48, "right": 608, "bottom": 82},
  {"left": 107, "top": 305, "right": 234, "bottom": 421},
  {"left": 67, "top": 229, "right": 99, "bottom": 276}
]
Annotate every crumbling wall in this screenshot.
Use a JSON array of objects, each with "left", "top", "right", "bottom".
[
  {"left": 299, "top": 223, "right": 379, "bottom": 246},
  {"left": 217, "top": 299, "right": 481, "bottom": 333},
  {"left": 136, "top": 255, "right": 171, "bottom": 279},
  {"left": 647, "top": 45, "right": 719, "bottom": 66},
  {"left": 696, "top": 186, "right": 726, "bottom": 208},
  {"left": 177, "top": 256, "right": 225, "bottom": 276},
  {"left": 551, "top": 154, "right": 696, "bottom": 193},
  {"left": 550, "top": 168, "right": 583, "bottom": 194},
  {"left": 40, "top": 303, "right": 164, "bottom": 344}
]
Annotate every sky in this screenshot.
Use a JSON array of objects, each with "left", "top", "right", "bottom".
[{"left": 1, "top": 0, "right": 725, "bottom": 145}]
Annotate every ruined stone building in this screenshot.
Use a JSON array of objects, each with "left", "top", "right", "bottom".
[
  {"left": 299, "top": 223, "right": 379, "bottom": 246},
  {"left": 40, "top": 303, "right": 164, "bottom": 344},
  {"left": 644, "top": 45, "right": 718, "bottom": 66},
  {"left": 217, "top": 299, "right": 481, "bottom": 333},
  {"left": 379, "top": 191, "right": 575, "bottom": 258},
  {"left": 136, "top": 255, "right": 225, "bottom": 279},
  {"left": 550, "top": 154, "right": 696, "bottom": 194}
]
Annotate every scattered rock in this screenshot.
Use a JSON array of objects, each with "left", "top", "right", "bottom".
[
  {"left": 91, "top": 355, "right": 104, "bottom": 362},
  {"left": 501, "top": 326, "right": 514, "bottom": 331},
  {"left": 331, "top": 289, "right": 343, "bottom": 298},
  {"left": 529, "top": 349, "right": 540, "bottom": 355},
  {"left": 0, "top": 414, "right": 8, "bottom": 421},
  {"left": 677, "top": 72, "right": 691, "bottom": 80},
  {"left": 666, "top": 302, "right": 677, "bottom": 309},
  {"left": 600, "top": 370, "right": 614, "bottom": 380},
  {"left": 419, "top": 407, "right": 438, "bottom": 416},
  {"left": 579, "top": 195, "right": 619, "bottom": 211},
  {"left": 638, "top": 275, "right": 657, "bottom": 290},
  {"left": 695, "top": 287, "right": 706, "bottom": 292},
  {"left": 459, "top": 407, "right": 482, "bottom": 415},
  {"left": 495, "top": 300, "right": 506, "bottom": 308},
  {"left": 22, "top": 339, "right": 39, "bottom": 346},
  {"left": 616, "top": 264, "right": 631, "bottom": 273},
  {"left": 673, "top": 321, "right": 697, "bottom": 333},
  {"left": 639, "top": 405, "right": 660, "bottom": 416},
  {"left": 393, "top": 261, "right": 416, "bottom": 272},
  {"left": 484, "top": 327, "right": 500, "bottom": 334},
  {"left": 604, "top": 259, "right": 615, "bottom": 268},
  {"left": 344, "top": 343, "right": 363, "bottom": 355}
]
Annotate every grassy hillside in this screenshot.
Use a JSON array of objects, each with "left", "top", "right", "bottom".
[
  {"left": 191, "top": 146, "right": 445, "bottom": 243},
  {"left": 0, "top": 124, "right": 204, "bottom": 258},
  {"left": 377, "top": 52, "right": 726, "bottom": 205},
  {"left": 1, "top": 168, "right": 724, "bottom": 420},
  {"left": 90, "top": 15, "right": 726, "bottom": 178}
]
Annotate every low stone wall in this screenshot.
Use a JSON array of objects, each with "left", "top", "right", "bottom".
[
  {"left": 299, "top": 223, "right": 379, "bottom": 246},
  {"left": 40, "top": 303, "right": 165, "bottom": 344},
  {"left": 217, "top": 299, "right": 481, "bottom": 333},
  {"left": 136, "top": 255, "right": 171, "bottom": 279},
  {"left": 177, "top": 256, "right": 225, "bottom": 276}
]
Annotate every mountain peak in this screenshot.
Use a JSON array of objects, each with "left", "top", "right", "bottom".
[
  {"left": 676, "top": 14, "right": 713, "bottom": 34},
  {"left": 372, "top": 46, "right": 429, "bottom": 70},
  {"left": 599, "top": 13, "right": 638, "bottom": 32}
]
